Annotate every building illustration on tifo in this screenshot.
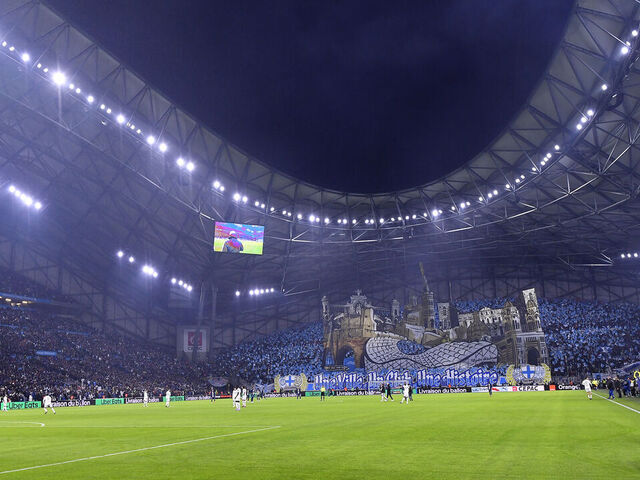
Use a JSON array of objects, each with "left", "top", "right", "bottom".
[{"left": 322, "top": 285, "right": 549, "bottom": 372}]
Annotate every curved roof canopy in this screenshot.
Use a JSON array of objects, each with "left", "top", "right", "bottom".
[{"left": 1, "top": 0, "right": 640, "bottom": 332}]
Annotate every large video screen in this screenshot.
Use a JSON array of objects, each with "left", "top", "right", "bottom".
[{"left": 213, "top": 222, "right": 265, "bottom": 255}]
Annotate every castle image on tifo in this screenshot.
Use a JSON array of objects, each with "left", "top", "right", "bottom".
[{"left": 322, "top": 285, "right": 549, "bottom": 372}]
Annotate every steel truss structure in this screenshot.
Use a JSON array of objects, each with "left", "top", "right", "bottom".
[{"left": 1, "top": 0, "right": 640, "bottom": 349}]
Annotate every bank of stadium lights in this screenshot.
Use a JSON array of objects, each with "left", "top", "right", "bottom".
[
  {"left": 213, "top": 180, "right": 225, "bottom": 192},
  {"left": 248, "top": 287, "right": 276, "bottom": 296},
  {"left": 141, "top": 265, "right": 159, "bottom": 278},
  {"left": 21, "top": 52, "right": 30, "bottom": 62},
  {"left": 7, "top": 185, "right": 43, "bottom": 210},
  {"left": 115, "top": 250, "right": 135, "bottom": 263},
  {"left": 171, "top": 277, "right": 193, "bottom": 291},
  {"left": 176, "top": 157, "right": 195, "bottom": 172}
]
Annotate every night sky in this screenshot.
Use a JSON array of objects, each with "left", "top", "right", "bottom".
[{"left": 47, "top": 0, "right": 573, "bottom": 193}]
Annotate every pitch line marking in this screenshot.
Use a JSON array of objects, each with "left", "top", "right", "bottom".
[
  {"left": 593, "top": 392, "right": 640, "bottom": 415},
  {"left": 0, "top": 421, "right": 45, "bottom": 427},
  {"left": 31, "top": 424, "right": 279, "bottom": 428},
  {"left": 0, "top": 425, "right": 280, "bottom": 475}
]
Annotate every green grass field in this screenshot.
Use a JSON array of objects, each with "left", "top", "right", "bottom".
[
  {"left": 1, "top": 391, "right": 638, "bottom": 479},
  {"left": 213, "top": 238, "right": 263, "bottom": 255}
]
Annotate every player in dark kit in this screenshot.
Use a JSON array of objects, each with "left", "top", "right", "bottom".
[
  {"left": 386, "top": 383, "right": 394, "bottom": 401},
  {"left": 210, "top": 388, "right": 215, "bottom": 403}
]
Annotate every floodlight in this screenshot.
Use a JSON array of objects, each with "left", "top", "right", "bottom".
[
  {"left": 580, "top": 116, "right": 587, "bottom": 123},
  {"left": 586, "top": 109, "right": 594, "bottom": 117},
  {"left": 492, "top": 189, "right": 498, "bottom": 195},
  {"left": 52, "top": 71, "right": 66, "bottom": 86},
  {"left": 405, "top": 215, "right": 409, "bottom": 220},
  {"left": 352, "top": 219, "right": 357, "bottom": 224},
  {"left": 309, "top": 215, "right": 316, "bottom": 222},
  {"left": 146, "top": 135, "right": 156, "bottom": 145},
  {"left": 176, "top": 157, "right": 185, "bottom": 167},
  {"left": 242, "top": 196, "right": 248, "bottom": 203},
  {"left": 621, "top": 46, "right": 629, "bottom": 55},
  {"left": 178, "top": 280, "right": 184, "bottom": 286},
  {"left": 159, "top": 142, "right": 168, "bottom": 153},
  {"left": 106, "top": 108, "right": 111, "bottom": 114},
  {"left": 633, "top": 30, "right": 638, "bottom": 37},
  {"left": 627, "top": 253, "right": 632, "bottom": 258},
  {"left": 233, "top": 193, "right": 241, "bottom": 202},
  {"left": 69, "top": 84, "right": 75, "bottom": 90},
  {"left": 621, "top": 253, "right": 626, "bottom": 259},
  {"left": 431, "top": 209, "right": 439, "bottom": 217},
  {"left": 153, "top": 271, "right": 158, "bottom": 278},
  {"left": 116, "top": 114, "right": 125, "bottom": 124},
  {"left": 100, "top": 104, "right": 105, "bottom": 110},
  {"left": 554, "top": 144, "right": 560, "bottom": 150},
  {"left": 128, "top": 256, "right": 135, "bottom": 263},
  {"left": 255, "top": 200, "right": 260, "bottom": 207},
  {"left": 171, "top": 278, "right": 176, "bottom": 284},
  {"left": 34, "top": 201, "right": 42, "bottom": 210},
  {"left": 635, "top": 253, "right": 638, "bottom": 258},
  {"left": 261, "top": 203, "right": 265, "bottom": 209},
  {"left": 220, "top": 186, "right": 225, "bottom": 192},
  {"left": 342, "top": 218, "right": 347, "bottom": 223},
  {"left": 37, "top": 63, "right": 41, "bottom": 68},
  {"left": 515, "top": 178, "right": 521, "bottom": 184},
  {"left": 213, "top": 180, "right": 221, "bottom": 189},
  {"left": 8, "top": 185, "right": 15, "bottom": 193},
  {"left": 271, "top": 207, "right": 275, "bottom": 212},
  {"left": 235, "top": 290, "right": 240, "bottom": 296},
  {"left": 270, "top": 288, "right": 275, "bottom": 293},
  {"left": 8, "top": 46, "right": 14, "bottom": 52},
  {"left": 187, "top": 285, "right": 192, "bottom": 291},
  {"left": 379, "top": 218, "right": 384, "bottom": 223},
  {"left": 576, "top": 123, "right": 583, "bottom": 130},
  {"left": 87, "top": 95, "right": 95, "bottom": 104},
  {"left": 21, "top": 52, "right": 30, "bottom": 62},
  {"left": 117, "top": 250, "right": 124, "bottom": 258},
  {"left": 488, "top": 193, "right": 493, "bottom": 198},
  {"left": 459, "top": 203, "right": 465, "bottom": 209},
  {"left": 249, "top": 290, "right": 254, "bottom": 295},
  {"left": 601, "top": 84, "right": 608, "bottom": 91},
  {"left": 23, "top": 196, "right": 33, "bottom": 207},
  {"left": 412, "top": 214, "right": 417, "bottom": 219},
  {"left": 75, "top": 88, "right": 81, "bottom": 94},
  {"left": 260, "top": 289, "right": 265, "bottom": 294},
  {"left": 297, "top": 213, "right": 302, "bottom": 220},
  {"left": 186, "top": 162, "right": 195, "bottom": 172}
]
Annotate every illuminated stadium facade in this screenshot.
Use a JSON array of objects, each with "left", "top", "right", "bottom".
[{"left": 1, "top": 0, "right": 640, "bottom": 352}]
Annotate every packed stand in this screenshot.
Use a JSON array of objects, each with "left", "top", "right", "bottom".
[{"left": 210, "top": 322, "right": 324, "bottom": 383}]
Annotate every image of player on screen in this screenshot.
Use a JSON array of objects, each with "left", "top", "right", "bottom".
[{"left": 222, "top": 231, "right": 244, "bottom": 253}]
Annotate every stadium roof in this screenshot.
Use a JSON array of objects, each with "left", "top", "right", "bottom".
[{"left": 1, "top": 0, "right": 640, "bottom": 345}]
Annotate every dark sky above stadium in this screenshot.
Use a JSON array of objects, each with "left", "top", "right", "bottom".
[{"left": 48, "top": 0, "right": 573, "bottom": 193}]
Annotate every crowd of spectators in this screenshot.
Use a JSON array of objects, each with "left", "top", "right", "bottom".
[
  {"left": 0, "top": 307, "right": 213, "bottom": 401},
  {"left": 1, "top": 269, "right": 639, "bottom": 397},
  {"left": 210, "top": 322, "right": 324, "bottom": 383}
]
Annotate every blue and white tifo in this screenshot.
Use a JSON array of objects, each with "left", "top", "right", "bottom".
[{"left": 280, "top": 364, "right": 549, "bottom": 391}]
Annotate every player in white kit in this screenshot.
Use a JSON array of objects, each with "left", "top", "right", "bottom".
[
  {"left": 582, "top": 378, "right": 593, "bottom": 400},
  {"left": 165, "top": 389, "right": 171, "bottom": 407},
  {"left": 2, "top": 395, "right": 7, "bottom": 412},
  {"left": 42, "top": 394, "right": 56, "bottom": 414},
  {"left": 143, "top": 390, "right": 149, "bottom": 407},
  {"left": 232, "top": 387, "right": 241, "bottom": 411},
  {"left": 241, "top": 387, "right": 247, "bottom": 408},
  {"left": 400, "top": 383, "right": 410, "bottom": 404}
]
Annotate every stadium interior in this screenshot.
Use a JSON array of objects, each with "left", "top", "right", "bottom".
[{"left": 0, "top": 1, "right": 639, "bottom": 478}]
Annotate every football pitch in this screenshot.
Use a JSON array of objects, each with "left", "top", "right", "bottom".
[
  {"left": 213, "top": 238, "right": 263, "bottom": 255},
  {"left": 1, "top": 391, "right": 638, "bottom": 479}
]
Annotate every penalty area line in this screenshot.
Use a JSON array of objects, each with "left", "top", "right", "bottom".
[
  {"left": 0, "top": 425, "right": 280, "bottom": 475},
  {"left": 593, "top": 392, "right": 640, "bottom": 415}
]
